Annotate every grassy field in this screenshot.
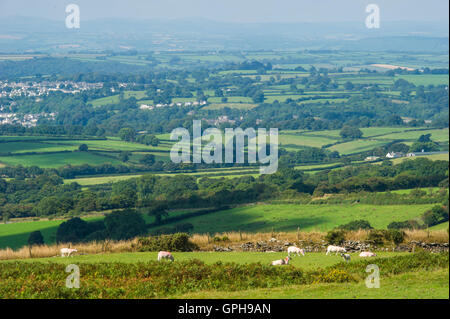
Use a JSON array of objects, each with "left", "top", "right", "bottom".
[
  {"left": 0, "top": 216, "right": 105, "bottom": 250},
  {"left": 279, "top": 133, "right": 338, "bottom": 148},
  {"left": 0, "top": 251, "right": 447, "bottom": 299},
  {"left": 390, "top": 152, "right": 449, "bottom": 164},
  {"left": 429, "top": 221, "right": 449, "bottom": 231},
  {"left": 149, "top": 203, "right": 433, "bottom": 233},
  {"left": 177, "top": 268, "right": 449, "bottom": 299},
  {"left": 0, "top": 151, "right": 122, "bottom": 168},
  {"left": 1, "top": 251, "right": 407, "bottom": 268},
  {"left": 0, "top": 141, "right": 78, "bottom": 154},
  {"left": 327, "top": 139, "right": 389, "bottom": 155},
  {"left": 374, "top": 128, "right": 449, "bottom": 142},
  {"left": 0, "top": 203, "right": 435, "bottom": 250}
]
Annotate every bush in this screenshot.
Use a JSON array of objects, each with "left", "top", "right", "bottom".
[
  {"left": 338, "top": 220, "right": 373, "bottom": 231},
  {"left": 325, "top": 229, "right": 346, "bottom": 245},
  {"left": 27, "top": 231, "right": 44, "bottom": 246},
  {"left": 387, "top": 220, "right": 421, "bottom": 230},
  {"left": 151, "top": 223, "right": 194, "bottom": 236},
  {"left": 384, "top": 229, "right": 406, "bottom": 245},
  {"left": 366, "top": 230, "right": 385, "bottom": 246},
  {"left": 135, "top": 233, "right": 198, "bottom": 252},
  {"left": 213, "top": 235, "right": 230, "bottom": 242}
]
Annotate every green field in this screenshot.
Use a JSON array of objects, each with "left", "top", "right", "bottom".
[
  {"left": 279, "top": 133, "right": 338, "bottom": 148},
  {"left": 179, "top": 268, "right": 449, "bottom": 299},
  {"left": 0, "top": 141, "right": 77, "bottom": 154},
  {"left": 374, "top": 128, "right": 449, "bottom": 142},
  {"left": 0, "top": 216, "right": 105, "bottom": 250},
  {"left": 390, "top": 152, "right": 449, "bottom": 164},
  {"left": 150, "top": 203, "right": 433, "bottom": 233},
  {"left": 1, "top": 252, "right": 447, "bottom": 299},
  {"left": 0, "top": 203, "right": 434, "bottom": 250},
  {"left": 0, "top": 151, "right": 122, "bottom": 168},
  {"left": 395, "top": 74, "right": 449, "bottom": 86},
  {"left": 3, "top": 251, "right": 407, "bottom": 269},
  {"left": 327, "top": 139, "right": 388, "bottom": 155}
]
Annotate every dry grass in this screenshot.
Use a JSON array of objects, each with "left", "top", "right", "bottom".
[
  {"left": 0, "top": 239, "right": 137, "bottom": 260},
  {"left": 0, "top": 230, "right": 447, "bottom": 261}
]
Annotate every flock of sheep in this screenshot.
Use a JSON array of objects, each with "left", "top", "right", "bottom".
[
  {"left": 269, "top": 245, "right": 377, "bottom": 265},
  {"left": 59, "top": 245, "right": 377, "bottom": 264}
]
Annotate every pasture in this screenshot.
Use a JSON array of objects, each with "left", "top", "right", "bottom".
[
  {"left": 1, "top": 251, "right": 407, "bottom": 269},
  {"left": 179, "top": 268, "right": 449, "bottom": 299},
  {"left": 0, "top": 151, "right": 122, "bottom": 168},
  {"left": 149, "top": 203, "right": 434, "bottom": 234},
  {"left": 0, "top": 203, "right": 436, "bottom": 250},
  {"left": 0, "top": 252, "right": 447, "bottom": 299}
]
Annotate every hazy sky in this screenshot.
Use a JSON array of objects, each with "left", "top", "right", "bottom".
[{"left": 0, "top": 0, "right": 448, "bottom": 23}]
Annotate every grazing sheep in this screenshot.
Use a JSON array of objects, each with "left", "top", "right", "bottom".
[
  {"left": 287, "top": 246, "right": 305, "bottom": 257},
  {"left": 340, "top": 253, "right": 351, "bottom": 262},
  {"left": 359, "top": 251, "right": 377, "bottom": 257},
  {"left": 271, "top": 256, "right": 290, "bottom": 266},
  {"left": 326, "top": 245, "right": 347, "bottom": 255},
  {"left": 157, "top": 251, "right": 174, "bottom": 261},
  {"left": 60, "top": 248, "right": 77, "bottom": 257}
]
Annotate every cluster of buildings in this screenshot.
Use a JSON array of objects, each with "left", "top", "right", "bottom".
[
  {"left": 365, "top": 150, "right": 446, "bottom": 161},
  {"left": 139, "top": 100, "right": 207, "bottom": 110},
  {"left": 0, "top": 112, "right": 56, "bottom": 127},
  {"left": 0, "top": 80, "right": 103, "bottom": 98}
]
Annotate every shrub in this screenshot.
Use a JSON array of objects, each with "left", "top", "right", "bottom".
[
  {"left": 387, "top": 220, "right": 421, "bottom": 230},
  {"left": 384, "top": 229, "right": 406, "bottom": 245},
  {"left": 151, "top": 223, "right": 194, "bottom": 236},
  {"left": 27, "top": 231, "right": 44, "bottom": 246},
  {"left": 213, "top": 236, "right": 230, "bottom": 243},
  {"left": 325, "top": 229, "right": 346, "bottom": 245},
  {"left": 313, "top": 269, "right": 356, "bottom": 284},
  {"left": 135, "top": 233, "right": 198, "bottom": 252},
  {"left": 338, "top": 219, "right": 373, "bottom": 231},
  {"left": 366, "top": 230, "right": 385, "bottom": 246}
]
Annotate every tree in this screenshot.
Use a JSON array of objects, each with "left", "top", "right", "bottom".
[
  {"left": 28, "top": 231, "right": 44, "bottom": 246},
  {"left": 338, "top": 220, "right": 373, "bottom": 231},
  {"left": 340, "top": 126, "right": 363, "bottom": 139},
  {"left": 147, "top": 202, "right": 169, "bottom": 225},
  {"left": 118, "top": 151, "right": 130, "bottom": 162},
  {"left": 344, "top": 81, "right": 354, "bottom": 90},
  {"left": 56, "top": 217, "right": 91, "bottom": 243},
  {"left": 78, "top": 144, "right": 88, "bottom": 152},
  {"left": 118, "top": 127, "right": 136, "bottom": 142},
  {"left": 418, "top": 134, "right": 432, "bottom": 143},
  {"left": 103, "top": 209, "right": 147, "bottom": 240},
  {"left": 140, "top": 154, "right": 155, "bottom": 166},
  {"left": 252, "top": 90, "right": 264, "bottom": 103}
]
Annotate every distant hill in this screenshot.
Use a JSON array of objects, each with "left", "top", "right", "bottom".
[{"left": 0, "top": 17, "right": 448, "bottom": 52}]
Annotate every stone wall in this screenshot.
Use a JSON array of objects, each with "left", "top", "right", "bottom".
[{"left": 212, "top": 238, "right": 449, "bottom": 253}]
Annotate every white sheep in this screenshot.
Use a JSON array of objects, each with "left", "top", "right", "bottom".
[
  {"left": 359, "top": 251, "right": 377, "bottom": 257},
  {"left": 326, "top": 245, "right": 347, "bottom": 255},
  {"left": 60, "top": 248, "right": 77, "bottom": 257},
  {"left": 271, "top": 256, "right": 290, "bottom": 266},
  {"left": 157, "top": 251, "right": 174, "bottom": 261},
  {"left": 287, "top": 246, "right": 305, "bottom": 257}
]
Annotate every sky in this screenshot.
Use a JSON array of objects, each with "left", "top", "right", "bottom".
[{"left": 0, "top": 0, "right": 448, "bottom": 23}]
